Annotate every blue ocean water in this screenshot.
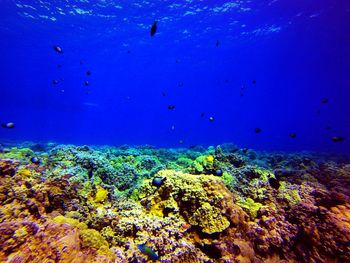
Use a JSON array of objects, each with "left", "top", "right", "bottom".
[{"left": 0, "top": 0, "right": 349, "bottom": 152}]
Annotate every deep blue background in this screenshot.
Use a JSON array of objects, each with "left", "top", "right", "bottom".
[{"left": 0, "top": 0, "right": 349, "bottom": 152}]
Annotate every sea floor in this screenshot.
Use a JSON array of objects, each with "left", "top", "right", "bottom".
[{"left": 0, "top": 142, "right": 349, "bottom": 262}]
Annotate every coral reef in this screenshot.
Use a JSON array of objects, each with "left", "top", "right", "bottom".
[{"left": 0, "top": 143, "right": 349, "bottom": 262}]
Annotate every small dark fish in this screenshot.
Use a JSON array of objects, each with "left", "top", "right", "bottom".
[
  {"left": 127, "top": 50, "right": 131, "bottom": 54},
  {"left": 332, "top": 136, "right": 346, "bottom": 143},
  {"left": 178, "top": 82, "right": 184, "bottom": 87},
  {"left": 209, "top": 116, "right": 215, "bottom": 122},
  {"left": 268, "top": 177, "right": 280, "bottom": 189},
  {"left": 137, "top": 243, "right": 159, "bottom": 260},
  {"left": 201, "top": 113, "right": 205, "bottom": 118},
  {"left": 57, "top": 64, "right": 62, "bottom": 68},
  {"left": 161, "top": 92, "right": 166, "bottom": 97},
  {"left": 152, "top": 177, "right": 166, "bottom": 187},
  {"left": 30, "top": 157, "right": 40, "bottom": 164},
  {"left": 86, "top": 70, "right": 91, "bottom": 76},
  {"left": 254, "top": 128, "right": 262, "bottom": 134},
  {"left": 252, "top": 79, "right": 257, "bottom": 84},
  {"left": 175, "top": 59, "right": 179, "bottom": 63},
  {"left": 321, "top": 98, "right": 329, "bottom": 104},
  {"left": 240, "top": 92, "right": 244, "bottom": 97},
  {"left": 215, "top": 40, "right": 220, "bottom": 47},
  {"left": 215, "top": 169, "right": 223, "bottom": 176},
  {"left": 84, "top": 81, "right": 89, "bottom": 86},
  {"left": 53, "top": 45, "right": 63, "bottom": 53},
  {"left": 52, "top": 79, "right": 60, "bottom": 85},
  {"left": 1, "top": 122, "right": 15, "bottom": 129},
  {"left": 289, "top": 133, "right": 297, "bottom": 139},
  {"left": 224, "top": 79, "right": 229, "bottom": 83},
  {"left": 325, "top": 125, "right": 332, "bottom": 131},
  {"left": 168, "top": 105, "right": 175, "bottom": 110},
  {"left": 150, "top": 20, "right": 157, "bottom": 36}
]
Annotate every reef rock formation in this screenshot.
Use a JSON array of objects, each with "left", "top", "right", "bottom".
[{"left": 0, "top": 144, "right": 349, "bottom": 262}]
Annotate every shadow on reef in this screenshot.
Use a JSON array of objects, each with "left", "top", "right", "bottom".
[{"left": 0, "top": 141, "right": 349, "bottom": 262}]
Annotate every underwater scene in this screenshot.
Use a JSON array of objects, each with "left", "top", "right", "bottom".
[{"left": 1, "top": 0, "right": 350, "bottom": 262}]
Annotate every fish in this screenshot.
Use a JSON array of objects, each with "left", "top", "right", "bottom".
[
  {"left": 84, "top": 81, "right": 89, "bottom": 86},
  {"left": 252, "top": 79, "right": 257, "bottom": 84},
  {"left": 289, "top": 133, "right": 297, "bottom": 139},
  {"left": 53, "top": 45, "right": 63, "bottom": 53},
  {"left": 161, "top": 92, "right": 167, "bottom": 97},
  {"left": 152, "top": 177, "right": 166, "bottom": 187},
  {"left": 201, "top": 113, "right": 205, "bottom": 118},
  {"left": 86, "top": 70, "right": 91, "bottom": 76},
  {"left": 171, "top": 125, "right": 175, "bottom": 130},
  {"left": 150, "top": 21, "right": 157, "bottom": 36},
  {"left": 332, "top": 136, "right": 346, "bottom": 143},
  {"left": 209, "top": 116, "right": 215, "bottom": 122},
  {"left": 168, "top": 105, "right": 175, "bottom": 110},
  {"left": 215, "top": 169, "right": 223, "bottom": 176},
  {"left": 137, "top": 243, "right": 159, "bottom": 260},
  {"left": 321, "top": 98, "right": 329, "bottom": 104},
  {"left": 52, "top": 79, "right": 60, "bottom": 85},
  {"left": 254, "top": 128, "right": 262, "bottom": 134},
  {"left": 31, "top": 157, "right": 40, "bottom": 164},
  {"left": 1, "top": 122, "right": 15, "bottom": 129},
  {"left": 268, "top": 177, "right": 280, "bottom": 189},
  {"left": 216, "top": 40, "right": 220, "bottom": 47}
]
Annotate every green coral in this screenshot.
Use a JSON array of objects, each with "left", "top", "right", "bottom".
[
  {"left": 175, "top": 157, "right": 193, "bottom": 169},
  {"left": 237, "top": 197, "right": 264, "bottom": 218},
  {"left": 192, "top": 155, "right": 215, "bottom": 173},
  {"left": 279, "top": 181, "right": 302, "bottom": 206},
  {"left": 0, "top": 147, "right": 34, "bottom": 161},
  {"left": 222, "top": 172, "right": 236, "bottom": 187}
]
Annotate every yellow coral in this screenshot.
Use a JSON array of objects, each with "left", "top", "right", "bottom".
[
  {"left": 95, "top": 187, "right": 108, "bottom": 203},
  {"left": 149, "top": 202, "right": 164, "bottom": 218},
  {"left": 17, "top": 168, "right": 31, "bottom": 178},
  {"left": 206, "top": 155, "right": 214, "bottom": 163},
  {"left": 189, "top": 202, "right": 230, "bottom": 234},
  {"left": 139, "top": 170, "right": 238, "bottom": 235},
  {"left": 101, "top": 226, "right": 115, "bottom": 240},
  {"left": 80, "top": 229, "right": 109, "bottom": 250},
  {"left": 53, "top": 215, "right": 87, "bottom": 230}
]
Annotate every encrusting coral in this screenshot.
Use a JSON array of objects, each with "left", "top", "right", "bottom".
[{"left": 0, "top": 143, "right": 349, "bottom": 262}]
